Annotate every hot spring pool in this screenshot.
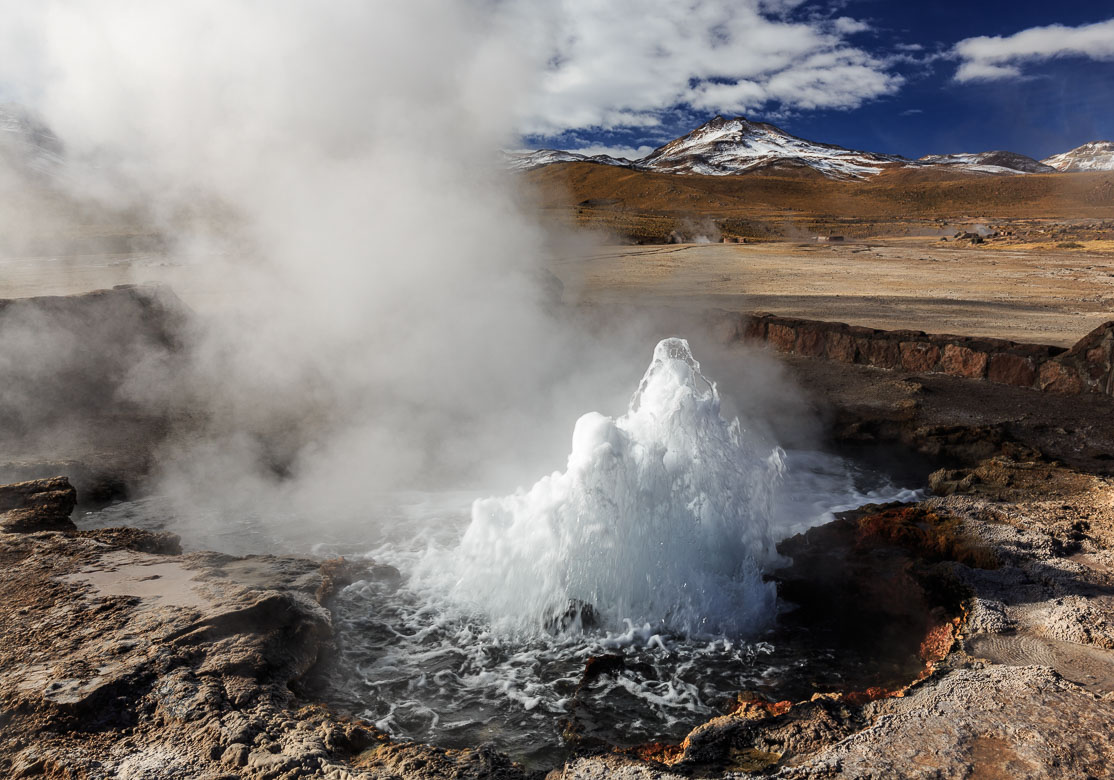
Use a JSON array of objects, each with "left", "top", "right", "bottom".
[{"left": 79, "top": 339, "right": 925, "bottom": 768}]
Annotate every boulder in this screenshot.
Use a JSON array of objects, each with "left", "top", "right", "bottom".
[
  {"left": 1038, "top": 361, "right": 1085, "bottom": 394},
  {"left": 899, "top": 342, "right": 941, "bottom": 372},
  {"left": 0, "top": 476, "right": 76, "bottom": 532},
  {"left": 940, "top": 344, "right": 988, "bottom": 378},
  {"left": 987, "top": 353, "right": 1037, "bottom": 387},
  {"left": 824, "top": 330, "right": 857, "bottom": 363}
]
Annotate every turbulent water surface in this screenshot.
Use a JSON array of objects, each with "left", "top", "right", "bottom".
[{"left": 81, "top": 339, "right": 922, "bottom": 767}]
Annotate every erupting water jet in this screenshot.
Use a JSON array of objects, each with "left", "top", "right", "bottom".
[{"left": 447, "top": 338, "right": 786, "bottom": 637}]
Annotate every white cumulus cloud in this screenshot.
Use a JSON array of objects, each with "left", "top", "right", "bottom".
[
  {"left": 954, "top": 17, "right": 1114, "bottom": 82},
  {"left": 503, "top": 0, "right": 902, "bottom": 135}
]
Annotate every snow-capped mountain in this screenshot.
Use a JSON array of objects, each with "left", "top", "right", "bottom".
[
  {"left": 511, "top": 115, "right": 1114, "bottom": 181},
  {"left": 0, "top": 104, "right": 63, "bottom": 178},
  {"left": 635, "top": 116, "right": 905, "bottom": 179},
  {"left": 504, "top": 149, "right": 634, "bottom": 171},
  {"left": 1042, "top": 141, "right": 1114, "bottom": 172},
  {"left": 917, "top": 151, "right": 1054, "bottom": 175}
]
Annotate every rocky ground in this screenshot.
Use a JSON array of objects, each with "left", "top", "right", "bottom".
[
  {"left": 552, "top": 358, "right": 1114, "bottom": 778},
  {"left": 4, "top": 350, "right": 1114, "bottom": 778},
  {"left": 3, "top": 281, "right": 1114, "bottom": 777},
  {"left": 0, "top": 478, "right": 533, "bottom": 780}
]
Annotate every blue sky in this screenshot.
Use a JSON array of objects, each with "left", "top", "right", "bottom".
[{"left": 520, "top": 1, "right": 1114, "bottom": 161}]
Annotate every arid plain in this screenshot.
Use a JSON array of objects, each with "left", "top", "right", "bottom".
[{"left": 552, "top": 239, "right": 1114, "bottom": 347}]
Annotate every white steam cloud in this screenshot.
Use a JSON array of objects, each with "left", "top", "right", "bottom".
[
  {"left": 0, "top": 2, "right": 637, "bottom": 508},
  {"left": 0, "top": 2, "right": 820, "bottom": 550}
]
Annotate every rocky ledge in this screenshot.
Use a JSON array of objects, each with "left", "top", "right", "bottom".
[
  {"left": 5, "top": 444, "right": 1114, "bottom": 779},
  {"left": 722, "top": 311, "right": 1114, "bottom": 396},
  {"left": 3, "top": 287, "right": 1114, "bottom": 777},
  {"left": 0, "top": 478, "right": 529, "bottom": 779}
]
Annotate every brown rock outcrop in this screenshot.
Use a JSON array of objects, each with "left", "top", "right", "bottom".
[
  {"left": 0, "top": 476, "right": 77, "bottom": 532},
  {"left": 0, "top": 477, "right": 538, "bottom": 780},
  {"left": 0, "top": 285, "right": 190, "bottom": 499},
  {"left": 1039, "top": 360, "right": 1086, "bottom": 393},
  {"left": 987, "top": 352, "right": 1038, "bottom": 386},
  {"left": 721, "top": 310, "right": 1114, "bottom": 397},
  {"left": 940, "top": 344, "right": 988, "bottom": 378},
  {"left": 899, "top": 341, "right": 941, "bottom": 372}
]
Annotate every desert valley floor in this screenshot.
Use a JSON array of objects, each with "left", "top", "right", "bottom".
[{"left": 5, "top": 237, "right": 1114, "bottom": 347}]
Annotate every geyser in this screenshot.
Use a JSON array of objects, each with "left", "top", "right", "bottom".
[{"left": 446, "top": 338, "right": 786, "bottom": 637}]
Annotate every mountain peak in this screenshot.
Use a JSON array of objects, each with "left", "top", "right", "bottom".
[
  {"left": 509, "top": 116, "right": 1114, "bottom": 180},
  {"left": 1042, "top": 141, "right": 1114, "bottom": 172},
  {"left": 918, "top": 150, "right": 1054, "bottom": 174},
  {"left": 637, "top": 115, "right": 901, "bottom": 179}
]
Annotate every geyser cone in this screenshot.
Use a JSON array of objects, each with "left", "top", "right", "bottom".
[{"left": 449, "top": 338, "right": 785, "bottom": 637}]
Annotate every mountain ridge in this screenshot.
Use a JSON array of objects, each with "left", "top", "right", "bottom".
[
  {"left": 509, "top": 116, "right": 1114, "bottom": 180},
  {"left": 1042, "top": 141, "right": 1114, "bottom": 172}
]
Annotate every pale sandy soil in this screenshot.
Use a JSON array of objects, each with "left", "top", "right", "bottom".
[
  {"left": 3, "top": 236, "right": 1114, "bottom": 348},
  {"left": 552, "top": 238, "right": 1114, "bottom": 347},
  {"left": 0, "top": 254, "right": 236, "bottom": 314}
]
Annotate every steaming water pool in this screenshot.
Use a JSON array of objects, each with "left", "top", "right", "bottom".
[
  {"left": 80, "top": 451, "right": 920, "bottom": 768},
  {"left": 78, "top": 340, "right": 925, "bottom": 767},
  {"left": 320, "top": 451, "right": 921, "bottom": 767}
]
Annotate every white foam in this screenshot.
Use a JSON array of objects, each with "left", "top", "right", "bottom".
[{"left": 439, "top": 338, "right": 786, "bottom": 637}]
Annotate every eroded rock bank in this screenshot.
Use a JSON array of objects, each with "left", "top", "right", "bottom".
[
  {"left": 0, "top": 285, "right": 188, "bottom": 503},
  {"left": 578, "top": 457, "right": 1114, "bottom": 779},
  {"left": 727, "top": 311, "right": 1114, "bottom": 398},
  {"left": 6, "top": 442, "right": 1114, "bottom": 777},
  {"left": 0, "top": 479, "right": 534, "bottom": 780},
  {"left": 4, "top": 288, "right": 1114, "bottom": 777}
]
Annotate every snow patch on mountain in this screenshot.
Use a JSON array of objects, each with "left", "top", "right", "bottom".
[
  {"left": 0, "top": 104, "right": 64, "bottom": 179},
  {"left": 918, "top": 151, "right": 1054, "bottom": 175},
  {"left": 504, "top": 149, "right": 634, "bottom": 172},
  {"left": 509, "top": 116, "right": 1109, "bottom": 181},
  {"left": 636, "top": 116, "right": 903, "bottom": 179},
  {"left": 1042, "top": 141, "right": 1114, "bottom": 172}
]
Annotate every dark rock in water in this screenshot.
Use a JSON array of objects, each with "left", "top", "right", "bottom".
[
  {"left": 581, "top": 654, "right": 626, "bottom": 684},
  {"left": 316, "top": 557, "right": 401, "bottom": 602},
  {"left": 0, "top": 476, "right": 76, "bottom": 532},
  {"left": 77, "top": 526, "right": 182, "bottom": 555},
  {"left": 545, "top": 599, "right": 598, "bottom": 633}
]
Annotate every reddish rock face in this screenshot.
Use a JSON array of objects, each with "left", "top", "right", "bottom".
[
  {"left": 1039, "top": 361, "right": 1085, "bottom": 394},
  {"left": 1084, "top": 346, "right": 1111, "bottom": 381},
  {"left": 768, "top": 323, "right": 797, "bottom": 352},
  {"left": 940, "top": 345, "right": 988, "bottom": 379},
  {"left": 795, "top": 326, "right": 826, "bottom": 357},
  {"left": 710, "top": 315, "right": 743, "bottom": 344},
  {"left": 1065, "top": 320, "right": 1114, "bottom": 357},
  {"left": 860, "top": 338, "right": 901, "bottom": 368},
  {"left": 825, "top": 331, "right": 857, "bottom": 363},
  {"left": 739, "top": 313, "right": 1111, "bottom": 397},
  {"left": 900, "top": 342, "right": 942, "bottom": 373},
  {"left": 987, "top": 353, "right": 1037, "bottom": 387},
  {"left": 743, "top": 318, "right": 768, "bottom": 341}
]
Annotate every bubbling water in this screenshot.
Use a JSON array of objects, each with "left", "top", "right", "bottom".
[
  {"left": 76, "top": 338, "right": 926, "bottom": 763},
  {"left": 441, "top": 338, "right": 786, "bottom": 637}
]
